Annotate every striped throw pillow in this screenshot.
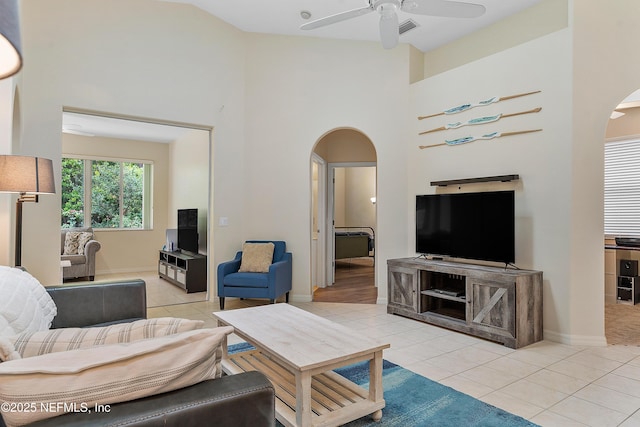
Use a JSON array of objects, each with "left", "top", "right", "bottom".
[
  {"left": 0, "top": 327, "right": 233, "bottom": 426},
  {"left": 12, "top": 317, "right": 204, "bottom": 359}
]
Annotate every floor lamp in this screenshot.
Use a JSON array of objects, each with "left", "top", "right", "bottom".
[
  {"left": 0, "top": 155, "right": 56, "bottom": 267},
  {"left": 0, "top": 1, "right": 36, "bottom": 267}
]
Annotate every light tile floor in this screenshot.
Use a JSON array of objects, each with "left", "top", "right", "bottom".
[
  {"left": 148, "top": 299, "right": 640, "bottom": 427},
  {"left": 89, "top": 270, "right": 207, "bottom": 307}
]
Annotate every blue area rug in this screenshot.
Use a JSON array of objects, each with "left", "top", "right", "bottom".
[{"left": 228, "top": 342, "right": 538, "bottom": 427}]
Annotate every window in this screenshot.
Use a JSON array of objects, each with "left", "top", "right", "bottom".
[
  {"left": 605, "top": 138, "right": 640, "bottom": 236},
  {"left": 61, "top": 157, "right": 153, "bottom": 229}
]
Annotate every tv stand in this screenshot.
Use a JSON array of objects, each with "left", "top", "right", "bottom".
[
  {"left": 158, "top": 250, "right": 207, "bottom": 293},
  {"left": 387, "top": 258, "right": 543, "bottom": 349}
]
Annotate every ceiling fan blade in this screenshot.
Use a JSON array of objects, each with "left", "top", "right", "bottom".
[
  {"left": 379, "top": 10, "right": 399, "bottom": 49},
  {"left": 300, "top": 5, "right": 374, "bottom": 30},
  {"left": 402, "top": 0, "right": 486, "bottom": 18}
]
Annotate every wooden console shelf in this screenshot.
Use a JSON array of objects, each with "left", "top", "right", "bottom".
[
  {"left": 430, "top": 174, "right": 519, "bottom": 187},
  {"left": 387, "top": 258, "right": 543, "bottom": 349},
  {"left": 158, "top": 250, "right": 207, "bottom": 293}
]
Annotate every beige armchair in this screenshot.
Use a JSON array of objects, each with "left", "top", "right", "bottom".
[{"left": 61, "top": 227, "right": 101, "bottom": 281}]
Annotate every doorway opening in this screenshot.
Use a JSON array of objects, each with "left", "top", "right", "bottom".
[
  {"left": 60, "top": 108, "right": 212, "bottom": 308},
  {"left": 310, "top": 128, "right": 377, "bottom": 304},
  {"left": 604, "top": 88, "right": 640, "bottom": 345}
]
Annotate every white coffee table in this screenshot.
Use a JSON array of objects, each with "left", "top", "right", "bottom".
[{"left": 213, "top": 304, "right": 390, "bottom": 427}]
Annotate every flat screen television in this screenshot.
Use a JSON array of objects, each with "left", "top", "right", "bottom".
[
  {"left": 177, "top": 208, "right": 198, "bottom": 253},
  {"left": 416, "top": 191, "right": 515, "bottom": 264}
]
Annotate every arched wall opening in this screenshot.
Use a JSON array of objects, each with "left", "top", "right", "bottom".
[
  {"left": 603, "top": 89, "right": 640, "bottom": 345},
  {"left": 310, "top": 128, "right": 378, "bottom": 303}
]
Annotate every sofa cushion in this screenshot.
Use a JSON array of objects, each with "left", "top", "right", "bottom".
[
  {"left": 0, "top": 326, "right": 233, "bottom": 426},
  {"left": 61, "top": 253, "right": 87, "bottom": 265},
  {"left": 223, "top": 272, "right": 269, "bottom": 288},
  {"left": 238, "top": 242, "right": 274, "bottom": 273},
  {"left": 63, "top": 231, "right": 93, "bottom": 255},
  {"left": 0, "top": 266, "right": 57, "bottom": 339},
  {"left": 11, "top": 317, "right": 204, "bottom": 359}
]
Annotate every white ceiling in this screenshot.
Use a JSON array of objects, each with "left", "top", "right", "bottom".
[
  {"left": 62, "top": 113, "right": 195, "bottom": 143},
  {"left": 64, "top": 0, "right": 543, "bottom": 142},
  {"left": 164, "top": 0, "right": 542, "bottom": 52}
]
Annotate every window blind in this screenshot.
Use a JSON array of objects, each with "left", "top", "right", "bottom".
[{"left": 605, "top": 138, "right": 640, "bottom": 236}]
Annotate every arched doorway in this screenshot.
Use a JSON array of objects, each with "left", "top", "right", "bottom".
[
  {"left": 604, "top": 89, "right": 640, "bottom": 345},
  {"left": 310, "top": 128, "right": 377, "bottom": 303}
]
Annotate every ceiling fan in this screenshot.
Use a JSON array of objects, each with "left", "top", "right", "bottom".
[{"left": 300, "top": 0, "right": 486, "bottom": 49}]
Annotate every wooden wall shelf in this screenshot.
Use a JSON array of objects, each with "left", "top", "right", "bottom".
[{"left": 430, "top": 174, "right": 519, "bottom": 187}]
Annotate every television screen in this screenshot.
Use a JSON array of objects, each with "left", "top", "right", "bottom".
[
  {"left": 178, "top": 209, "right": 198, "bottom": 229},
  {"left": 416, "top": 191, "right": 515, "bottom": 264},
  {"left": 177, "top": 209, "right": 198, "bottom": 253}
]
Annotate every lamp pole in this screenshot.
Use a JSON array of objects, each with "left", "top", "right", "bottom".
[{"left": 14, "top": 196, "right": 22, "bottom": 267}]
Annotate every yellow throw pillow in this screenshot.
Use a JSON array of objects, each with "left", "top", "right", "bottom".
[
  {"left": 238, "top": 242, "right": 275, "bottom": 273},
  {"left": 0, "top": 327, "right": 233, "bottom": 426}
]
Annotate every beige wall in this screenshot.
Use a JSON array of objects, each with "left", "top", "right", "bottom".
[
  {"left": 408, "top": 0, "right": 640, "bottom": 345},
  {"left": 333, "top": 168, "right": 346, "bottom": 227},
  {"left": 240, "top": 33, "right": 410, "bottom": 302},
  {"left": 568, "top": 0, "right": 640, "bottom": 345},
  {"left": 11, "top": 0, "right": 640, "bottom": 344},
  {"left": 333, "top": 167, "right": 376, "bottom": 231},
  {"left": 62, "top": 133, "right": 170, "bottom": 273},
  {"left": 606, "top": 107, "right": 640, "bottom": 139},
  {"left": 168, "top": 129, "right": 210, "bottom": 255},
  {"left": 17, "top": 0, "right": 247, "bottom": 284},
  {"left": 411, "top": 27, "right": 574, "bottom": 341},
  {"left": 315, "top": 129, "right": 377, "bottom": 234},
  {"left": 314, "top": 129, "right": 377, "bottom": 163},
  {"left": 0, "top": 79, "right": 18, "bottom": 264},
  {"left": 343, "top": 167, "right": 376, "bottom": 231},
  {"left": 424, "top": 0, "right": 569, "bottom": 77},
  {"left": 16, "top": 0, "right": 410, "bottom": 299}
]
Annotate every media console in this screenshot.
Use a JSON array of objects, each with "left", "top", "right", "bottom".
[
  {"left": 158, "top": 250, "right": 207, "bottom": 293},
  {"left": 387, "top": 258, "right": 543, "bottom": 349}
]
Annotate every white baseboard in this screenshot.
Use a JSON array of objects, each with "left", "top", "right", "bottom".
[
  {"left": 543, "top": 329, "right": 608, "bottom": 347},
  {"left": 290, "top": 294, "right": 313, "bottom": 303}
]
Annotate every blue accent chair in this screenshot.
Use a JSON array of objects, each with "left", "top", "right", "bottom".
[{"left": 217, "top": 240, "right": 292, "bottom": 310}]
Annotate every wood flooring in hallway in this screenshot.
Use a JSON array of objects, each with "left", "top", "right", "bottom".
[{"left": 313, "top": 258, "right": 377, "bottom": 304}]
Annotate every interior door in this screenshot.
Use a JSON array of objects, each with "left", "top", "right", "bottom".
[{"left": 311, "top": 154, "right": 327, "bottom": 288}]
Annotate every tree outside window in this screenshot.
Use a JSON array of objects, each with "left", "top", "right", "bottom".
[
  {"left": 61, "top": 158, "right": 84, "bottom": 228},
  {"left": 62, "top": 157, "right": 151, "bottom": 230}
]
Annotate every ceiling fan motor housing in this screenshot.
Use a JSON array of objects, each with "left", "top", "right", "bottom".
[
  {"left": 302, "top": 0, "right": 486, "bottom": 50},
  {"left": 373, "top": 0, "right": 401, "bottom": 15}
]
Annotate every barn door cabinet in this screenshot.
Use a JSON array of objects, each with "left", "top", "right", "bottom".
[{"left": 387, "top": 258, "right": 543, "bottom": 349}]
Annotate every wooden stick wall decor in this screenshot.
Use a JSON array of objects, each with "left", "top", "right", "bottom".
[
  {"left": 418, "top": 129, "right": 542, "bottom": 149},
  {"left": 417, "top": 90, "right": 541, "bottom": 120},
  {"left": 419, "top": 107, "right": 541, "bottom": 135}
]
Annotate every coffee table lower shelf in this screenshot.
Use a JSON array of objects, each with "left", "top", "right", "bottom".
[{"left": 223, "top": 349, "right": 385, "bottom": 427}]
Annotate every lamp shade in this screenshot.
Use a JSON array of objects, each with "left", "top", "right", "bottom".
[
  {"left": 0, "top": 155, "right": 55, "bottom": 194},
  {"left": 0, "top": 0, "right": 22, "bottom": 79}
]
